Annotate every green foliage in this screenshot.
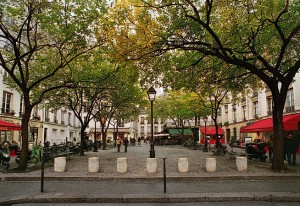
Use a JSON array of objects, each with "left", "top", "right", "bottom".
[
  {"left": 0, "top": 0, "right": 108, "bottom": 170},
  {"left": 1, "top": 0, "right": 107, "bottom": 105},
  {"left": 154, "top": 89, "right": 209, "bottom": 126}
]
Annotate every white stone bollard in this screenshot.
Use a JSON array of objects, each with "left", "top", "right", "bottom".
[
  {"left": 88, "top": 157, "right": 100, "bottom": 173},
  {"left": 146, "top": 158, "right": 158, "bottom": 174},
  {"left": 178, "top": 158, "right": 189, "bottom": 173},
  {"left": 206, "top": 158, "right": 216, "bottom": 172},
  {"left": 236, "top": 156, "right": 247, "bottom": 172},
  {"left": 117, "top": 157, "right": 128, "bottom": 173},
  {"left": 54, "top": 157, "right": 66, "bottom": 172}
]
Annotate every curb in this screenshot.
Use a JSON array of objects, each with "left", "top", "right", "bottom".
[
  {"left": 0, "top": 192, "right": 299, "bottom": 204},
  {"left": 2, "top": 174, "right": 300, "bottom": 182}
]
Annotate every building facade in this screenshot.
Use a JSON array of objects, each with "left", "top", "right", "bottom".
[
  {"left": 134, "top": 110, "right": 164, "bottom": 140},
  {"left": 0, "top": 69, "right": 81, "bottom": 147},
  {"left": 219, "top": 72, "right": 300, "bottom": 143}
]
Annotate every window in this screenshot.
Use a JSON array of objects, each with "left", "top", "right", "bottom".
[
  {"left": 30, "top": 127, "right": 38, "bottom": 142},
  {"left": 0, "top": 131, "right": 13, "bottom": 143},
  {"left": 285, "top": 89, "right": 295, "bottom": 112},
  {"left": 253, "top": 101, "right": 258, "bottom": 118},
  {"left": 45, "top": 109, "right": 50, "bottom": 122},
  {"left": 267, "top": 97, "right": 273, "bottom": 115},
  {"left": 32, "top": 106, "right": 40, "bottom": 119},
  {"left": 54, "top": 110, "right": 58, "bottom": 123},
  {"left": 2, "top": 91, "right": 12, "bottom": 114},
  {"left": 61, "top": 110, "right": 65, "bottom": 124},
  {"left": 19, "top": 96, "right": 24, "bottom": 116},
  {"left": 232, "top": 106, "right": 237, "bottom": 122},
  {"left": 140, "top": 117, "right": 145, "bottom": 124},
  {"left": 33, "top": 107, "right": 38, "bottom": 116},
  {"left": 154, "top": 126, "right": 158, "bottom": 133},
  {"left": 68, "top": 112, "right": 71, "bottom": 125},
  {"left": 225, "top": 105, "right": 228, "bottom": 122},
  {"left": 242, "top": 106, "right": 246, "bottom": 120},
  {"left": 140, "top": 126, "right": 144, "bottom": 134},
  {"left": 286, "top": 89, "right": 294, "bottom": 107}
]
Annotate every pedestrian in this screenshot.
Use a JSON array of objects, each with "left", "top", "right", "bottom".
[
  {"left": 267, "top": 135, "right": 274, "bottom": 163},
  {"left": 284, "top": 133, "right": 299, "bottom": 165},
  {"left": 116, "top": 138, "right": 121, "bottom": 152},
  {"left": 124, "top": 137, "right": 129, "bottom": 153}
]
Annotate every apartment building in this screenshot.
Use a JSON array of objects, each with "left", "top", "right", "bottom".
[
  {"left": 134, "top": 110, "right": 164, "bottom": 140},
  {"left": 219, "top": 72, "right": 300, "bottom": 143},
  {"left": 0, "top": 69, "right": 81, "bottom": 146}
]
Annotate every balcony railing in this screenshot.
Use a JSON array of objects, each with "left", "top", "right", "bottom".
[
  {"left": 1, "top": 108, "right": 15, "bottom": 116},
  {"left": 32, "top": 115, "right": 41, "bottom": 120},
  {"left": 285, "top": 105, "right": 295, "bottom": 113}
]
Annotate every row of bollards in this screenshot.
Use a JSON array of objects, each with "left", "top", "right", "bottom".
[
  {"left": 52, "top": 156, "right": 248, "bottom": 174},
  {"left": 206, "top": 157, "right": 247, "bottom": 172}
]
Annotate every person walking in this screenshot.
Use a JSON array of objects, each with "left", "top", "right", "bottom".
[
  {"left": 284, "top": 133, "right": 299, "bottom": 165},
  {"left": 124, "top": 137, "right": 129, "bottom": 153},
  {"left": 116, "top": 138, "right": 121, "bottom": 152}
]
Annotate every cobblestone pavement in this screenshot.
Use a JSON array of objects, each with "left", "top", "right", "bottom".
[
  {"left": 1, "top": 142, "right": 299, "bottom": 179},
  {"left": 1, "top": 143, "right": 300, "bottom": 204}
]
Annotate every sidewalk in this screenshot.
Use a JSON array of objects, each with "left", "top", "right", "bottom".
[{"left": 1, "top": 143, "right": 300, "bottom": 180}]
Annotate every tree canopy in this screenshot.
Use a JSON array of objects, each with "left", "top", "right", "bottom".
[
  {"left": 106, "top": 0, "right": 300, "bottom": 170},
  {"left": 0, "top": 0, "right": 108, "bottom": 170}
]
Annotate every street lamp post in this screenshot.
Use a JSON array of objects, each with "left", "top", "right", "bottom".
[
  {"left": 203, "top": 116, "right": 208, "bottom": 152},
  {"left": 147, "top": 86, "right": 156, "bottom": 158},
  {"left": 100, "top": 117, "right": 106, "bottom": 150},
  {"left": 93, "top": 118, "right": 98, "bottom": 152}
]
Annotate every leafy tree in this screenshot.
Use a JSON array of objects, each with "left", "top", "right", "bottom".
[
  {"left": 109, "top": 0, "right": 300, "bottom": 171},
  {"left": 95, "top": 65, "right": 145, "bottom": 149},
  {"left": 0, "top": 0, "right": 106, "bottom": 170},
  {"left": 154, "top": 89, "right": 208, "bottom": 139}
]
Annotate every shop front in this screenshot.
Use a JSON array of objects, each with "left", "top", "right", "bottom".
[
  {"left": 240, "top": 113, "right": 300, "bottom": 153},
  {"left": 199, "top": 126, "right": 225, "bottom": 145},
  {"left": 0, "top": 119, "right": 21, "bottom": 143}
]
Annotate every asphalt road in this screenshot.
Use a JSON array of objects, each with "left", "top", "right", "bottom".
[
  {"left": 10, "top": 202, "right": 300, "bottom": 206},
  {"left": 1, "top": 179, "right": 299, "bottom": 200}
]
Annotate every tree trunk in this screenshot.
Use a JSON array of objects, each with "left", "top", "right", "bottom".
[
  {"left": 271, "top": 92, "right": 285, "bottom": 171},
  {"left": 18, "top": 105, "right": 31, "bottom": 171},
  {"left": 80, "top": 127, "right": 85, "bottom": 156},
  {"left": 212, "top": 108, "right": 219, "bottom": 147},
  {"left": 102, "top": 130, "right": 107, "bottom": 150}
]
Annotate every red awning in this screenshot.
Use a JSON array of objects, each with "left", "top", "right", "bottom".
[
  {"left": 0, "top": 120, "right": 21, "bottom": 131},
  {"left": 240, "top": 113, "right": 300, "bottom": 133},
  {"left": 200, "top": 126, "right": 224, "bottom": 135}
]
